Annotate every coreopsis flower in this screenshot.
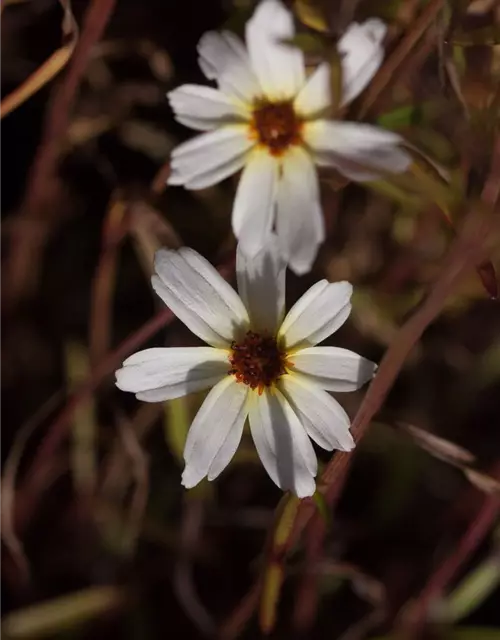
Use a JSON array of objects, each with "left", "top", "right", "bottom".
[
  {"left": 115, "top": 240, "right": 376, "bottom": 497},
  {"left": 167, "top": 0, "right": 411, "bottom": 274}
]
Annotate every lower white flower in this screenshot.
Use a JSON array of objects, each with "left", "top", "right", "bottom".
[
  {"left": 167, "top": 0, "right": 412, "bottom": 274},
  {"left": 115, "top": 240, "right": 376, "bottom": 498}
]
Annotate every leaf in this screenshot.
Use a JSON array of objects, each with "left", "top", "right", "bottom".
[
  {"left": 366, "top": 179, "right": 425, "bottom": 209},
  {"left": 377, "top": 105, "right": 422, "bottom": 129},
  {"left": 399, "top": 423, "right": 476, "bottom": 467},
  {"left": 312, "top": 490, "right": 331, "bottom": 527},
  {"left": 283, "top": 33, "right": 326, "bottom": 56},
  {"left": 259, "top": 563, "right": 284, "bottom": 634},
  {"left": 1, "top": 0, "right": 78, "bottom": 118},
  {"left": 1, "top": 586, "right": 123, "bottom": 639},
  {"left": 294, "top": 0, "right": 329, "bottom": 33},
  {"left": 328, "top": 45, "right": 342, "bottom": 113},
  {"left": 273, "top": 494, "right": 299, "bottom": 549},
  {"left": 450, "top": 25, "right": 500, "bottom": 46},
  {"left": 437, "top": 557, "right": 500, "bottom": 623},
  {"left": 463, "top": 469, "right": 500, "bottom": 495},
  {"left": 259, "top": 495, "right": 299, "bottom": 634},
  {"left": 64, "top": 341, "right": 97, "bottom": 496},
  {"left": 164, "top": 396, "right": 191, "bottom": 463}
]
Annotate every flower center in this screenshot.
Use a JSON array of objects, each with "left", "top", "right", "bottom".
[
  {"left": 229, "top": 331, "right": 287, "bottom": 392},
  {"left": 252, "top": 101, "right": 302, "bottom": 156}
]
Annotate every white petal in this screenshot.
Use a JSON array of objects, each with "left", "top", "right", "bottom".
[
  {"left": 246, "top": 0, "right": 305, "bottom": 100},
  {"left": 293, "top": 62, "right": 331, "bottom": 119},
  {"left": 182, "top": 377, "right": 249, "bottom": 488},
  {"left": 232, "top": 148, "right": 278, "bottom": 258},
  {"left": 152, "top": 247, "right": 249, "bottom": 348},
  {"left": 248, "top": 387, "right": 317, "bottom": 497},
  {"left": 290, "top": 346, "right": 377, "bottom": 392},
  {"left": 178, "top": 154, "right": 249, "bottom": 190},
  {"left": 304, "top": 120, "right": 411, "bottom": 180},
  {"left": 275, "top": 147, "right": 324, "bottom": 275},
  {"left": 168, "top": 125, "right": 254, "bottom": 189},
  {"left": 338, "top": 19, "right": 387, "bottom": 106},
  {"left": 279, "top": 373, "right": 355, "bottom": 451},
  {"left": 197, "top": 30, "right": 261, "bottom": 102},
  {"left": 115, "top": 347, "right": 229, "bottom": 401},
  {"left": 168, "top": 85, "right": 250, "bottom": 132},
  {"left": 236, "top": 235, "right": 286, "bottom": 334},
  {"left": 278, "top": 280, "right": 352, "bottom": 350},
  {"left": 207, "top": 416, "right": 246, "bottom": 481}
]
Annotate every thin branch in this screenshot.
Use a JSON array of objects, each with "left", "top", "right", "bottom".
[
  {"left": 89, "top": 195, "right": 129, "bottom": 365},
  {"left": 357, "top": 0, "right": 445, "bottom": 119},
  {"left": 4, "top": 0, "right": 117, "bottom": 308},
  {"left": 1, "top": 391, "right": 64, "bottom": 579},
  {"left": 398, "top": 487, "right": 500, "bottom": 637},
  {"left": 174, "top": 498, "right": 215, "bottom": 636}
]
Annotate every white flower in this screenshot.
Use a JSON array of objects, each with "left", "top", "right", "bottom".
[
  {"left": 167, "top": 0, "right": 411, "bottom": 275},
  {"left": 115, "top": 240, "right": 376, "bottom": 498}
]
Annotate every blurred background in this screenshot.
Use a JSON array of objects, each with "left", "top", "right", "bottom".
[{"left": 2, "top": 0, "right": 500, "bottom": 638}]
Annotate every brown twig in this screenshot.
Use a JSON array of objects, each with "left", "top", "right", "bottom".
[
  {"left": 174, "top": 497, "right": 215, "bottom": 636},
  {"left": 89, "top": 195, "right": 129, "bottom": 366},
  {"left": 397, "top": 488, "right": 500, "bottom": 638},
  {"left": 115, "top": 410, "right": 150, "bottom": 553},
  {"left": 356, "top": 0, "right": 445, "bottom": 119},
  {"left": 1, "top": 390, "right": 64, "bottom": 580},
  {"left": 219, "top": 579, "right": 262, "bottom": 640},
  {"left": 292, "top": 517, "right": 326, "bottom": 631},
  {"left": 4, "top": 0, "right": 117, "bottom": 309}
]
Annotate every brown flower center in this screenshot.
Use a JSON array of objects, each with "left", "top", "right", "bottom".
[
  {"left": 229, "top": 331, "right": 287, "bottom": 393},
  {"left": 251, "top": 101, "right": 302, "bottom": 156}
]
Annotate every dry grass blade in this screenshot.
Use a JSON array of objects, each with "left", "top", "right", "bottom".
[
  {"left": 115, "top": 411, "right": 150, "bottom": 554},
  {"left": 294, "top": 0, "right": 329, "bottom": 33},
  {"left": 174, "top": 497, "right": 215, "bottom": 636},
  {"left": 1, "top": 391, "right": 63, "bottom": 579},
  {"left": 89, "top": 196, "right": 128, "bottom": 366},
  {"left": 3, "top": 0, "right": 117, "bottom": 309},
  {"left": 1, "top": 586, "right": 124, "bottom": 639},
  {"left": 64, "top": 342, "right": 98, "bottom": 497},
  {"left": 0, "top": 0, "right": 78, "bottom": 119},
  {"left": 129, "top": 202, "right": 182, "bottom": 279},
  {"left": 464, "top": 469, "right": 500, "bottom": 495},
  {"left": 399, "top": 423, "right": 476, "bottom": 466},
  {"left": 397, "top": 472, "right": 500, "bottom": 638},
  {"left": 357, "top": 0, "right": 445, "bottom": 119}
]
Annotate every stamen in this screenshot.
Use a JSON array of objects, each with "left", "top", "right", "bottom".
[
  {"left": 251, "top": 100, "right": 302, "bottom": 156},
  {"left": 228, "top": 331, "right": 287, "bottom": 392}
]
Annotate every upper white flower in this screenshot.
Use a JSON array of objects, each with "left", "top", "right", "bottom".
[
  {"left": 115, "top": 240, "right": 376, "bottom": 498},
  {"left": 167, "top": 0, "right": 411, "bottom": 275}
]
